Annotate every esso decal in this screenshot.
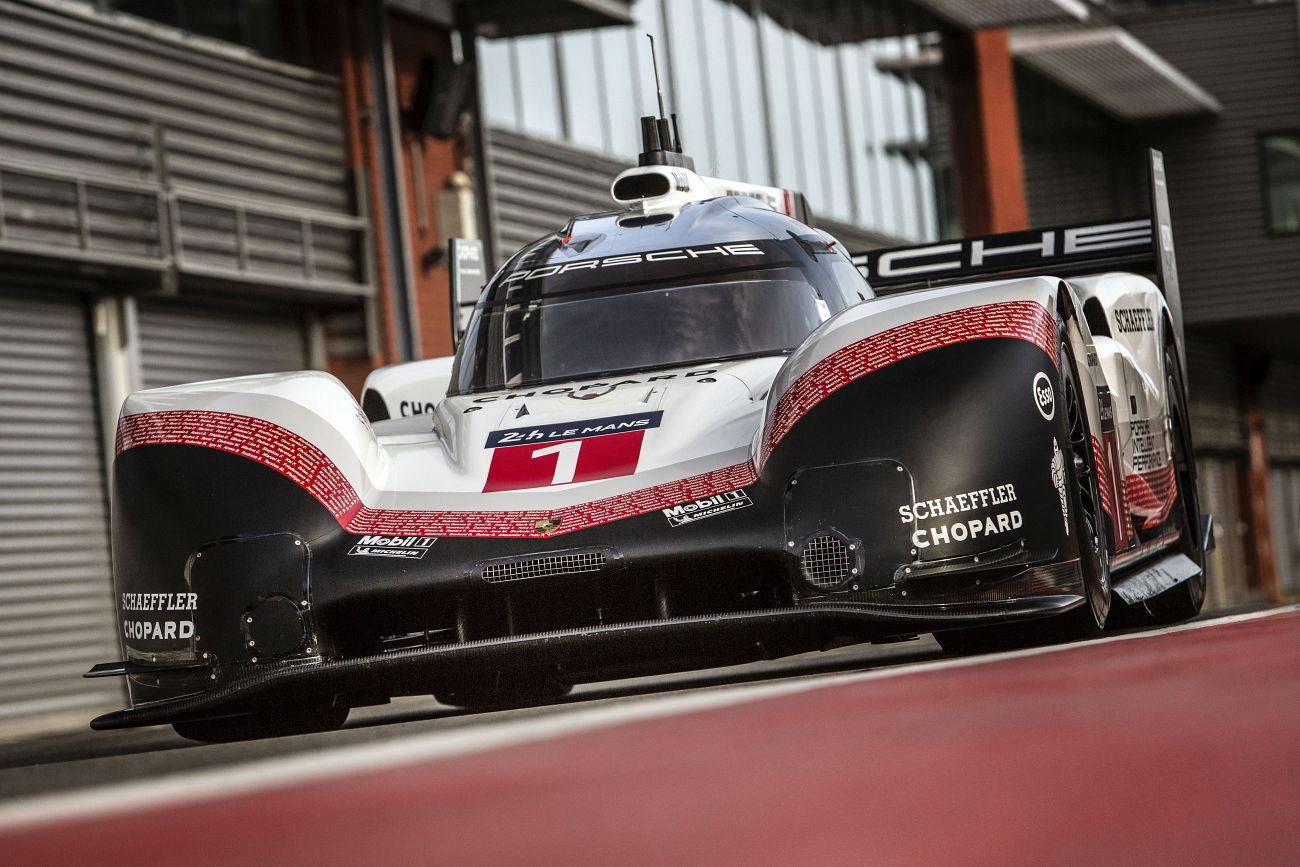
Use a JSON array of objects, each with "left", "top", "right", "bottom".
[
  {"left": 1033, "top": 372, "right": 1055, "bottom": 421},
  {"left": 483, "top": 431, "right": 645, "bottom": 493}
]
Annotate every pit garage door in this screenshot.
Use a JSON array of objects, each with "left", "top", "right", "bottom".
[
  {"left": 1271, "top": 467, "right": 1300, "bottom": 599},
  {"left": 0, "top": 292, "right": 121, "bottom": 724},
  {"left": 137, "top": 300, "right": 311, "bottom": 390}
]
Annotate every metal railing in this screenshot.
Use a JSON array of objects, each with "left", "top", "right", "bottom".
[
  {"left": 0, "top": 126, "right": 373, "bottom": 297},
  {"left": 167, "top": 186, "right": 371, "bottom": 296},
  {"left": 0, "top": 158, "right": 171, "bottom": 274}
]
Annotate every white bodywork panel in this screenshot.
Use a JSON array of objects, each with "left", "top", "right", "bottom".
[
  {"left": 364, "top": 356, "right": 456, "bottom": 419},
  {"left": 1069, "top": 273, "right": 1173, "bottom": 487},
  {"left": 118, "top": 270, "right": 1176, "bottom": 544}
]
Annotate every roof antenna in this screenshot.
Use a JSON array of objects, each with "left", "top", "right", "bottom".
[
  {"left": 648, "top": 33, "right": 667, "bottom": 121},
  {"left": 636, "top": 34, "right": 693, "bottom": 170}
]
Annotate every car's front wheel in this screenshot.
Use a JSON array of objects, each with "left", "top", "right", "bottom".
[{"left": 936, "top": 340, "right": 1110, "bottom": 655}]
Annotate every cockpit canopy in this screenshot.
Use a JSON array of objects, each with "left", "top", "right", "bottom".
[{"left": 451, "top": 197, "right": 873, "bottom": 395}]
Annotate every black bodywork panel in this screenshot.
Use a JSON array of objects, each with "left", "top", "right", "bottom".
[{"left": 102, "top": 337, "right": 1090, "bottom": 727}]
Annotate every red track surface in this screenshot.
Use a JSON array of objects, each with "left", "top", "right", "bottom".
[{"left": 7, "top": 611, "right": 1300, "bottom": 866}]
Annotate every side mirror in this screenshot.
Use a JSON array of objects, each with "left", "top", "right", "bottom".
[{"left": 449, "top": 237, "right": 486, "bottom": 350}]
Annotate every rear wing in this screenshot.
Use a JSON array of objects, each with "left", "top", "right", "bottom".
[
  {"left": 851, "top": 217, "right": 1154, "bottom": 291},
  {"left": 851, "top": 149, "right": 1185, "bottom": 349}
]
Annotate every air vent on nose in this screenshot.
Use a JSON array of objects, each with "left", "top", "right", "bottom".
[
  {"left": 799, "top": 532, "right": 857, "bottom": 590},
  {"left": 479, "top": 549, "right": 608, "bottom": 584}
]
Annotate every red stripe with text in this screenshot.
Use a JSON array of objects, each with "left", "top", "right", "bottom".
[{"left": 762, "top": 301, "right": 1057, "bottom": 461}]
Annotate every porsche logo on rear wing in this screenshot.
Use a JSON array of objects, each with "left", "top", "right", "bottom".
[{"left": 851, "top": 218, "right": 1154, "bottom": 292}]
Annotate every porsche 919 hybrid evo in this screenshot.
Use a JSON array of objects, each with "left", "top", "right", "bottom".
[{"left": 89, "top": 112, "right": 1209, "bottom": 741}]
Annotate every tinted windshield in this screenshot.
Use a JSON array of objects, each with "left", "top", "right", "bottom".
[{"left": 453, "top": 238, "right": 866, "bottom": 394}]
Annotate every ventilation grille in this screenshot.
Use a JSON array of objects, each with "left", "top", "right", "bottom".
[
  {"left": 800, "top": 534, "right": 854, "bottom": 589},
  {"left": 481, "top": 551, "right": 607, "bottom": 584}
]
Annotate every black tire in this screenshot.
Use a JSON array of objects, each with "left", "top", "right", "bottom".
[
  {"left": 434, "top": 674, "right": 572, "bottom": 710},
  {"left": 1126, "top": 342, "right": 1206, "bottom": 625},
  {"left": 936, "top": 339, "right": 1110, "bottom": 655},
  {"left": 172, "top": 698, "right": 349, "bottom": 743}
]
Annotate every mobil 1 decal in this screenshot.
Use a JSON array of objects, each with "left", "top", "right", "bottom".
[
  {"left": 663, "top": 489, "right": 753, "bottom": 527},
  {"left": 349, "top": 535, "right": 436, "bottom": 559},
  {"left": 483, "top": 411, "right": 662, "bottom": 493}
]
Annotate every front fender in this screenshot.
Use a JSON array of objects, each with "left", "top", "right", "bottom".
[{"left": 759, "top": 279, "right": 1082, "bottom": 591}]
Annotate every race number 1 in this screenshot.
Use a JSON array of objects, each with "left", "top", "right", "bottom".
[
  {"left": 482, "top": 431, "right": 646, "bottom": 493},
  {"left": 531, "top": 441, "right": 581, "bottom": 485}
]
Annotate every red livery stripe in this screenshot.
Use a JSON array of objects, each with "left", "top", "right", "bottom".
[
  {"left": 117, "top": 410, "right": 364, "bottom": 523},
  {"left": 762, "top": 301, "right": 1057, "bottom": 461},
  {"left": 1124, "top": 462, "right": 1178, "bottom": 529},
  {"left": 1092, "top": 436, "right": 1115, "bottom": 518},
  {"left": 349, "top": 461, "right": 757, "bottom": 538},
  {"left": 116, "top": 411, "right": 755, "bottom": 539},
  {"left": 116, "top": 302, "right": 1057, "bottom": 539}
]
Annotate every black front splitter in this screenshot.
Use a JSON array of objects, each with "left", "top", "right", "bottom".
[{"left": 91, "top": 596, "right": 1082, "bottom": 730}]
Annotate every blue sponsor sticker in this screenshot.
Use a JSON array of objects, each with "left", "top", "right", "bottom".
[{"left": 485, "top": 411, "right": 663, "bottom": 449}]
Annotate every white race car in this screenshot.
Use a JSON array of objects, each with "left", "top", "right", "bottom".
[{"left": 88, "top": 119, "right": 1208, "bottom": 741}]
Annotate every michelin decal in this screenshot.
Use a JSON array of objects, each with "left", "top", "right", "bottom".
[
  {"left": 349, "top": 536, "right": 437, "bottom": 560},
  {"left": 663, "top": 490, "right": 753, "bottom": 527}
]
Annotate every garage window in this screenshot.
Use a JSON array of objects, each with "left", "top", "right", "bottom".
[{"left": 1261, "top": 132, "right": 1300, "bottom": 235}]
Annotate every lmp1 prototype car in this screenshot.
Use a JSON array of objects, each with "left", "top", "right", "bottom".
[{"left": 88, "top": 118, "right": 1208, "bottom": 741}]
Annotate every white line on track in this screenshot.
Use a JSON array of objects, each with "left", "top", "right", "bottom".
[{"left": 0, "top": 605, "right": 1294, "bottom": 832}]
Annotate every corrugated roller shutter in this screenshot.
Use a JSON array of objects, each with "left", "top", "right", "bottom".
[
  {"left": 137, "top": 301, "right": 309, "bottom": 389},
  {"left": 1198, "top": 455, "right": 1252, "bottom": 610},
  {"left": 0, "top": 0, "right": 347, "bottom": 209},
  {"left": 0, "top": 291, "right": 121, "bottom": 721},
  {"left": 1270, "top": 466, "right": 1299, "bottom": 598},
  {"left": 1262, "top": 358, "right": 1300, "bottom": 463},
  {"left": 0, "top": 0, "right": 368, "bottom": 294},
  {"left": 1185, "top": 336, "right": 1245, "bottom": 453}
]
